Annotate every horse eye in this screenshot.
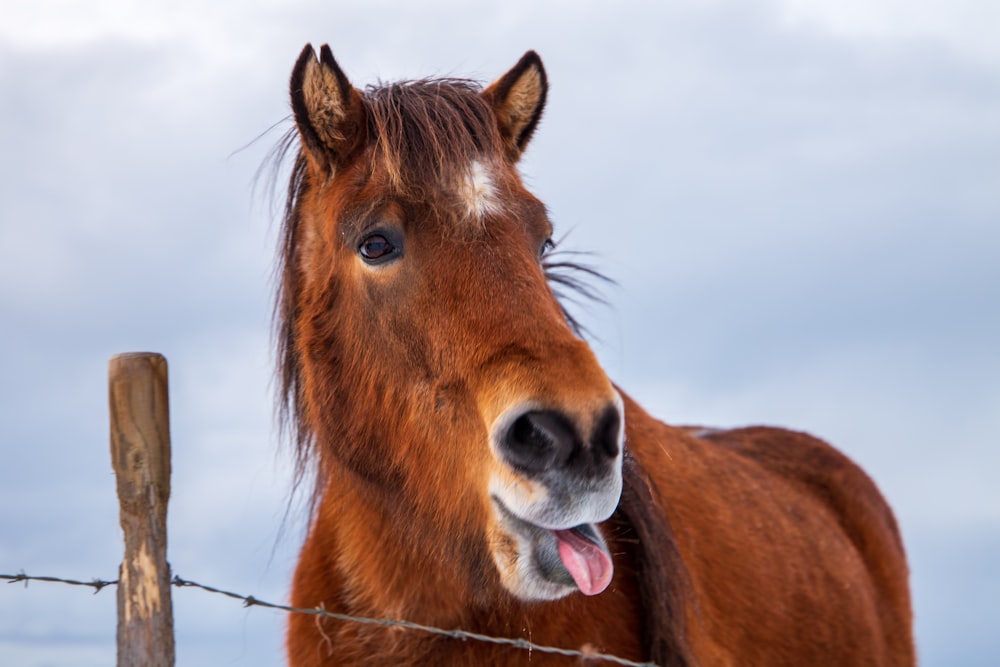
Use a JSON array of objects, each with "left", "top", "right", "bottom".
[
  {"left": 359, "top": 234, "right": 397, "bottom": 263},
  {"left": 540, "top": 238, "right": 555, "bottom": 258}
]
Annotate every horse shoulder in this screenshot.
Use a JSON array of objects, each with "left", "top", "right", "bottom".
[{"left": 620, "top": 397, "right": 914, "bottom": 666}]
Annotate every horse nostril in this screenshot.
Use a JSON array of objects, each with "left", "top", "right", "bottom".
[
  {"left": 593, "top": 404, "right": 622, "bottom": 460},
  {"left": 499, "top": 406, "right": 622, "bottom": 477},
  {"left": 503, "top": 410, "right": 574, "bottom": 475}
]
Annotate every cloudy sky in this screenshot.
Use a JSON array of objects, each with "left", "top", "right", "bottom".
[{"left": 1, "top": 0, "right": 997, "bottom": 664}]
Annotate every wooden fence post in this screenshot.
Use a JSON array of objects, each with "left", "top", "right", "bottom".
[{"left": 109, "top": 352, "right": 175, "bottom": 666}]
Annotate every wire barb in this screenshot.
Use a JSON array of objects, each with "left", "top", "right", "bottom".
[{"left": 3, "top": 571, "right": 658, "bottom": 667}]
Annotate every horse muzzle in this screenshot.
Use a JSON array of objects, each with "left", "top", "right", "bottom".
[{"left": 487, "top": 394, "right": 625, "bottom": 600}]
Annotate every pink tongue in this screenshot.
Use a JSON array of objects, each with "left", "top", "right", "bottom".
[{"left": 552, "top": 528, "right": 613, "bottom": 596}]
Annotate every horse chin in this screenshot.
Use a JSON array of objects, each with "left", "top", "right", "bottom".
[{"left": 489, "top": 496, "right": 613, "bottom": 601}]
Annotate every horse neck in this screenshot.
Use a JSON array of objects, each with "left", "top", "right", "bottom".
[{"left": 310, "top": 425, "right": 497, "bottom": 623}]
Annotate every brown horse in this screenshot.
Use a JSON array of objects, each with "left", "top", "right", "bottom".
[{"left": 276, "top": 44, "right": 915, "bottom": 666}]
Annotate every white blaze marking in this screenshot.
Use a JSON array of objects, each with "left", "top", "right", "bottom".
[{"left": 461, "top": 160, "right": 498, "bottom": 220}]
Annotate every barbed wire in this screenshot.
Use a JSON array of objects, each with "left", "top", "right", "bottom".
[
  {"left": 3, "top": 571, "right": 117, "bottom": 593},
  {"left": 2, "top": 571, "right": 657, "bottom": 667}
]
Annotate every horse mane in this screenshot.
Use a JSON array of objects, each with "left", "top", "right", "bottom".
[
  {"left": 274, "top": 146, "right": 311, "bottom": 500},
  {"left": 616, "top": 449, "right": 695, "bottom": 667}
]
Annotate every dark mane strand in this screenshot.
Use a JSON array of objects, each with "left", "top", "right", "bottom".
[
  {"left": 617, "top": 449, "right": 695, "bottom": 667},
  {"left": 247, "top": 118, "right": 299, "bottom": 219},
  {"left": 275, "top": 149, "right": 314, "bottom": 502},
  {"left": 543, "top": 246, "right": 615, "bottom": 339}
]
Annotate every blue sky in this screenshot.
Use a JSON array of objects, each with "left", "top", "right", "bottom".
[{"left": 1, "top": 1, "right": 998, "bottom": 664}]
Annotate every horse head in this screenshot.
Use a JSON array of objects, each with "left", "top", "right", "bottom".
[{"left": 279, "top": 45, "right": 624, "bottom": 604}]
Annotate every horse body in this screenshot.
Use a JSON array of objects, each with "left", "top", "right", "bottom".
[{"left": 277, "top": 44, "right": 914, "bottom": 666}]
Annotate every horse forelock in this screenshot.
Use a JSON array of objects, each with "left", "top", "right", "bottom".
[{"left": 363, "top": 78, "right": 505, "bottom": 198}]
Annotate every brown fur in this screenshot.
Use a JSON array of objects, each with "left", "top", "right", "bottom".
[{"left": 277, "top": 44, "right": 915, "bottom": 666}]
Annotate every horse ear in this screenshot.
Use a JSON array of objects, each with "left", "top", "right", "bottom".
[
  {"left": 484, "top": 51, "right": 548, "bottom": 161},
  {"left": 289, "top": 44, "right": 366, "bottom": 173}
]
